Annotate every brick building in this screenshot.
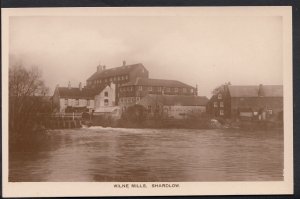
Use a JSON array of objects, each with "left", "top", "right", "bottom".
[
  {"left": 207, "top": 84, "right": 283, "bottom": 121},
  {"left": 137, "top": 94, "right": 208, "bottom": 119},
  {"left": 119, "top": 77, "right": 197, "bottom": 108},
  {"left": 86, "top": 61, "right": 149, "bottom": 104}
]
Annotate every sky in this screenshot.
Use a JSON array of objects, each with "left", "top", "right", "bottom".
[{"left": 9, "top": 15, "right": 283, "bottom": 97}]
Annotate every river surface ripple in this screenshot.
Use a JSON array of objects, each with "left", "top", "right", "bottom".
[{"left": 10, "top": 127, "right": 283, "bottom": 182}]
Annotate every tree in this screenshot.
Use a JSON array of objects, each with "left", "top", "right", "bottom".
[
  {"left": 9, "top": 64, "right": 50, "bottom": 137},
  {"left": 212, "top": 81, "right": 231, "bottom": 95}
]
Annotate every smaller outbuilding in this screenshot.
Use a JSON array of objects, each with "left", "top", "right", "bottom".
[
  {"left": 52, "top": 81, "right": 116, "bottom": 114},
  {"left": 137, "top": 94, "right": 209, "bottom": 119}
]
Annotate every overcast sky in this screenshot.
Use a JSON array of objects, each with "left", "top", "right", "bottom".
[{"left": 9, "top": 15, "right": 282, "bottom": 97}]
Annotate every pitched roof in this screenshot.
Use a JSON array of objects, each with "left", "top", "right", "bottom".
[
  {"left": 261, "top": 85, "right": 283, "bottom": 97},
  {"left": 228, "top": 85, "right": 283, "bottom": 97},
  {"left": 56, "top": 86, "right": 105, "bottom": 99},
  {"left": 87, "top": 63, "right": 145, "bottom": 81},
  {"left": 144, "top": 94, "right": 209, "bottom": 106},
  {"left": 228, "top": 86, "right": 259, "bottom": 97},
  {"left": 122, "top": 77, "right": 194, "bottom": 88}
]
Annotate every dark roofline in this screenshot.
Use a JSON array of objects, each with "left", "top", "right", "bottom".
[
  {"left": 121, "top": 78, "right": 195, "bottom": 88},
  {"left": 87, "top": 63, "right": 146, "bottom": 81}
]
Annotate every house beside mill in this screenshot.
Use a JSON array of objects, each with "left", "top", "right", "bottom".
[{"left": 207, "top": 83, "right": 283, "bottom": 121}]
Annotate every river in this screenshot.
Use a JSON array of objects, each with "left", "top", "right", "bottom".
[{"left": 9, "top": 127, "right": 283, "bottom": 182}]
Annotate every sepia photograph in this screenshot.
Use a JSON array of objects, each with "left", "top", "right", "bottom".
[{"left": 2, "top": 6, "right": 293, "bottom": 197}]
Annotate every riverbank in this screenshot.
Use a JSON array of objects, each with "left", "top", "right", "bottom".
[{"left": 88, "top": 115, "right": 283, "bottom": 131}]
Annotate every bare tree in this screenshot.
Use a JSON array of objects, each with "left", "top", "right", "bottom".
[
  {"left": 211, "top": 81, "right": 231, "bottom": 95},
  {"left": 9, "top": 64, "right": 50, "bottom": 139}
]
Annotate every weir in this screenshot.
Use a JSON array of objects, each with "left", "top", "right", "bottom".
[{"left": 38, "top": 113, "right": 85, "bottom": 129}]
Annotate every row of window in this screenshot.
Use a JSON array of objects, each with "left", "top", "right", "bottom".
[
  {"left": 64, "top": 99, "right": 91, "bottom": 106},
  {"left": 119, "top": 97, "right": 140, "bottom": 104},
  {"left": 88, "top": 75, "right": 129, "bottom": 86},
  {"left": 214, "top": 101, "right": 224, "bottom": 107},
  {"left": 120, "top": 86, "right": 194, "bottom": 93}
]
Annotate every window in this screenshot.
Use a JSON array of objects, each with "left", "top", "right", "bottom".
[
  {"left": 148, "top": 86, "right": 152, "bottom": 91},
  {"left": 109, "top": 77, "right": 112, "bottom": 82},
  {"left": 183, "top": 88, "right": 187, "bottom": 93},
  {"left": 104, "top": 99, "right": 109, "bottom": 106},
  {"left": 104, "top": 91, "right": 108, "bottom": 97},
  {"left": 65, "top": 99, "right": 68, "bottom": 105},
  {"left": 166, "top": 87, "right": 170, "bottom": 92},
  {"left": 220, "top": 101, "right": 224, "bottom": 107},
  {"left": 136, "top": 97, "right": 140, "bottom": 102},
  {"left": 139, "top": 86, "right": 142, "bottom": 91},
  {"left": 190, "top": 88, "right": 194, "bottom": 93},
  {"left": 99, "top": 79, "right": 102, "bottom": 83},
  {"left": 214, "top": 102, "right": 218, "bottom": 107},
  {"left": 218, "top": 94, "right": 222, "bottom": 99},
  {"left": 113, "top": 77, "right": 116, "bottom": 81},
  {"left": 158, "top": 87, "right": 161, "bottom": 92},
  {"left": 87, "top": 100, "right": 90, "bottom": 106},
  {"left": 118, "top": 76, "right": 121, "bottom": 81},
  {"left": 75, "top": 99, "right": 79, "bottom": 105},
  {"left": 267, "top": 109, "right": 273, "bottom": 115},
  {"left": 220, "top": 110, "right": 224, "bottom": 116},
  {"left": 148, "top": 105, "right": 152, "bottom": 113},
  {"left": 125, "top": 75, "right": 128, "bottom": 80},
  {"left": 175, "top": 88, "right": 178, "bottom": 92},
  {"left": 121, "top": 76, "right": 124, "bottom": 80}
]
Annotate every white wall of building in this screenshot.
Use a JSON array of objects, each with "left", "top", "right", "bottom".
[
  {"left": 163, "top": 105, "right": 206, "bottom": 119},
  {"left": 95, "top": 84, "right": 116, "bottom": 111},
  {"left": 59, "top": 98, "right": 95, "bottom": 112}
]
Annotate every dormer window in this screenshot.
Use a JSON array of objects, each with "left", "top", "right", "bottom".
[{"left": 218, "top": 94, "right": 222, "bottom": 99}]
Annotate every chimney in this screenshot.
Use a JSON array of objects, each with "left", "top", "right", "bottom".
[
  {"left": 258, "top": 84, "right": 264, "bottom": 97},
  {"left": 68, "top": 81, "right": 71, "bottom": 89},
  {"left": 123, "top": 60, "right": 126, "bottom": 66},
  {"left": 97, "top": 64, "right": 102, "bottom": 72},
  {"left": 79, "top": 82, "right": 82, "bottom": 91}
]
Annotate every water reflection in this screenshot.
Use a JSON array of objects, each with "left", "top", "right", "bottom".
[{"left": 10, "top": 128, "right": 283, "bottom": 182}]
